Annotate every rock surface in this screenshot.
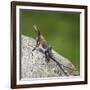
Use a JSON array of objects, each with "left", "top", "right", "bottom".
[{"left": 21, "top": 35, "right": 79, "bottom": 79}]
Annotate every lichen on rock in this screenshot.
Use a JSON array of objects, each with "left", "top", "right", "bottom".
[{"left": 21, "top": 35, "right": 79, "bottom": 79}]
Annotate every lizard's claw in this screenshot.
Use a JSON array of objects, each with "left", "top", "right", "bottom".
[{"left": 32, "top": 48, "right": 36, "bottom": 51}]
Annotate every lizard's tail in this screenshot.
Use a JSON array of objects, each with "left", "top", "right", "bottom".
[{"left": 49, "top": 55, "right": 69, "bottom": 76}]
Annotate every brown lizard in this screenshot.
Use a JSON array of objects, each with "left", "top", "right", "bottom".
[
  {"left": 32, "top": 25, "right": 49, "bottom": 50},
  {"left": 32, "top": 25, "right": 70, "bottom": 76}
]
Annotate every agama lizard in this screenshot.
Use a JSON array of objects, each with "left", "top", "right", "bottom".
[{"left": 32, "top": 25, "right": 69, "bottom": 76}]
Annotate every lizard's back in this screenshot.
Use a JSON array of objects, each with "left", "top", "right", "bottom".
[{"left": 39, "top": 35, "right": 48, "bottom": 49}]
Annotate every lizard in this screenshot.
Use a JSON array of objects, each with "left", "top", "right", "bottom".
[{"left": 32, "top": 25, "right": 69, "bottom": 76}]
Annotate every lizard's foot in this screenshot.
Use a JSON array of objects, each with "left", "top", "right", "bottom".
[
  {"left": 45, "top": 56, "right": 50, "bottom": 64},
  {"left": 32, "top": 47, "right": 36, "bottom": 51}
]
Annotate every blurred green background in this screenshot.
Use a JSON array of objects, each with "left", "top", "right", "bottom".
[{"left": 20, "top": 9, "right": 80, "bottom": 72}]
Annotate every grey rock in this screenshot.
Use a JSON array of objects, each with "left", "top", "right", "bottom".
[{"left": 21, "top": 35, "right": 79, "bottom": 79}]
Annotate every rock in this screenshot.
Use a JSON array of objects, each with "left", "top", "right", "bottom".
[{"left": 21, "top": 35, "right": 79, "bottom": 79}]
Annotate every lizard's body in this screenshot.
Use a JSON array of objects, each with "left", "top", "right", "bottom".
[
  {"left": 36, "top": 35, "right": 48, "bottom": 49},
  {"left": 32, "top": 25, "right": 69, "bottom": 76}
]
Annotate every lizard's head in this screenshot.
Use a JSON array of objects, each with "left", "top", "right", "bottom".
[
  {"left": 33, "top": 24, "right": 40, "bottom": 35},
  {"left": 33, "top": 25, "right": 38, "bottom": 32}
]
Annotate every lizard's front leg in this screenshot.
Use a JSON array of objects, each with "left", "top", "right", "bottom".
[{"left": 32, "top": 41, "right": 40, "bottom": 51}]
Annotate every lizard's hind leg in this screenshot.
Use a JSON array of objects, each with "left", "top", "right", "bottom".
[{"left": 45, "top": 51, "right": 50, "bottom": 63}]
